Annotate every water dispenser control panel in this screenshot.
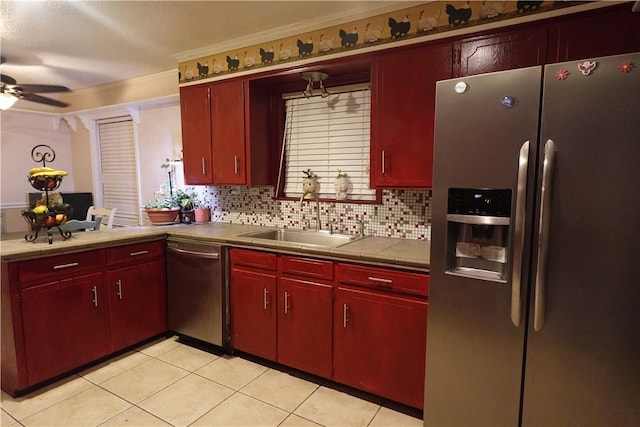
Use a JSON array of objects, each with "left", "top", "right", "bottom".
[{"left": 445, "top": 188, "right": 512, "bottom": 282}]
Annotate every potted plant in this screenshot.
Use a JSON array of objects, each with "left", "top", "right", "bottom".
[
  {"left": 144, "top": 159, "right": 181, "bottom": 225},
  {"left": 302, "top": 168, "right": 319, "bottom": 199},
  {"left": 144, "top": 197, "right": 180, "bottom": 225},
  {"left": 335, "top": 169, "right": 349, "bottom": 200},
  {"left": 173, "top": 189, "right": 196, "bottom": 223},
  {"left": 193, "top": 199, "right": 211, "bottom": 223}
]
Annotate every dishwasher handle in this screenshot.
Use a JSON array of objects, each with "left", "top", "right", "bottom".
[{"left": 167, "top": 246, "right": 220, "bottom": 259}]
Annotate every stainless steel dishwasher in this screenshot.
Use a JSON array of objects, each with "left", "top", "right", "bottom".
[{"left": 166, "top": 237, "right": 228, "bottom": 349}]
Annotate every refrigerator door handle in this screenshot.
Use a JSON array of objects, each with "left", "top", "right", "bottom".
[
  {"left": 511, "top": 141, "right": 529, "bottom": 327},
  {"left": 534, "top": 139, "right": 557, "bottom": 331}
]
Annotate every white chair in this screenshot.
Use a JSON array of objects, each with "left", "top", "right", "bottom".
[{"left": 86, "top": 206, "right": 117, "bottom": 230}]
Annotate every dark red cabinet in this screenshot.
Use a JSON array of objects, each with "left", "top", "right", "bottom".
[
  {"left": 107, "top": 259, "right": 167, "bottom": 352},
  {"left": 21, "top": 273, "right": 109, "bottom": 386},
  {"left": 277, "top": 255, "right": 333, "bottom": 378},
  {"left": 180, "top": 84, "right": 213, "bottom": 184},
  {"left": 180, "top": 79, "right": 273, "bottom": 186},
  {"left": 371, "top": 42, "right": 453, "bottom": 188},
  {"left": 211, "top": 79, "right": 246, "bottom": 185},
  {"left": 333, "top": 286, "right": 427, "bottom": 409},
  {"left": 106, "top": 241, "right": 167, "bottom": 352},
  {"left": 454, "top": 25, "right": 548, "bottom": 77},
  {"left": 547, "top": 5, "right": 640, "bottom": 63},
  {"left": 230, "top": 265, "right": 277, "bottom": 360}
]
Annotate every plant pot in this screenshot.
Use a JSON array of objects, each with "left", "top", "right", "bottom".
[
  {"left": 145, "top": 207, "right": 180, "bottom": 225},
  {"left": 302, "top": 177, "right": 319, "bottom": 198},
  {"left": 194, "top": 207, "right": 211, "bottom": 223},
  {"left": 180, "top": 210, "right": 195, "bottom": 223},
  {"left": 335, "top": 177, "right": 349, "bottom": 200}
]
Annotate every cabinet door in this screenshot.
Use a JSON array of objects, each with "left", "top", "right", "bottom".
[
  {"left": 277, "top": 276, "right": 333, "bottom": 378},
  {"left": 371, "top": 43, "right": 452, "bottom": 188},
  {"left": 230, "top": 266, "right": 277, "bottom": 360},
  {"left": 21, "top": 273, "right": 109, "bottom": 385},
  {"left": 333, "top": 287, "right": 427, "bottom": 409},
  {"left": 211, "top": 79, "right": 246, "bottom": 185},
  {"left": 180, "top": 85, "right": 213, "bottom": 184},
  {"left": 108, "top": 259, "right": 167, "bottom": 352},
  {"left": 455, "top": 26, "right": 548, "bottom": 77},
  {"left": 547, "top": 6, "right": 640, "bottom": 62}
]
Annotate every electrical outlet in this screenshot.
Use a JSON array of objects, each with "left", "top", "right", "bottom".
[{"left": 249, "top": 187, "right": 260, "bottom": 196}]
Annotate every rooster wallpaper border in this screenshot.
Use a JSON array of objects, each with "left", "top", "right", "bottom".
[{"left": 177, "top": 1, "right": 587, "bottom": 84}]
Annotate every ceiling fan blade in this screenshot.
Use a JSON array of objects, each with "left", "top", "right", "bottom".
[
  {"left": 1, "top": 74, "right": 18, "bottom": 85},
  {"left": 19, "top": 93, "right": 70, "bottom": 108},
  {"left": 12, "top": 84, "right": 70, "bottom": 94}
]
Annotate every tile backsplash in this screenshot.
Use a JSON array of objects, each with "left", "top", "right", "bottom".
[{"left": 191, "top": 186, "right": 431, "bottom": 240}]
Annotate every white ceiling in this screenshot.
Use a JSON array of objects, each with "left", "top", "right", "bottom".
[{"left": 0, "top": 0, "right": 423, "bottom": 93}]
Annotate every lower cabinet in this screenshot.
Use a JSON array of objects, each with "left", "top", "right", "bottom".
[
  {"left": 229, "top": 248, "right": 429, "bottom": 409},
  {"left": 1, "top": 240, "right": 168, "bottom": 396},
  {"left": 278, "top": 257, "right": 333, "bottom": 379},
  {"left": 21, "top": 272, "right": 110, "bottom": 386},
  {"left": 230, "top": 265, "right": 277, "bottom": 360},
  {"left": 333, "top": 287, "right": 427, "bottom": 409},
  {"left": 107, "top": 259, "right": 167, "bottom": 352},
  {"left": 106, "top": 241, "right": 167, "bottom": 352}
]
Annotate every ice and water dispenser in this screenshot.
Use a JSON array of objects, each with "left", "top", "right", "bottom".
[{"left": 445, "top": 188, "right": 512, "bottom": 282}]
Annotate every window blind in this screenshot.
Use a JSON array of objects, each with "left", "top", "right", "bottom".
[
  {"left": 97, "top": 117, "right": 140, "bottom": 226},
  {"left": 282, "top": 85, "right": 375, "bottom": 201}
]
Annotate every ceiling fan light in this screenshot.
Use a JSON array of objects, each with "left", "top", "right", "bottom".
[{"left": 0, "top": 92, "right": 17, "bottom": 110}]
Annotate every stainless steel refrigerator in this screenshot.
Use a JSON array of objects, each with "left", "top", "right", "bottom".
[{"left": 424, "top": 52, "right": 639, "bottom": 426}]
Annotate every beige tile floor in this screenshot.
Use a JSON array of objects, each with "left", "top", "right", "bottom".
[{"left": 1, "top": 336, "right": 423, "bottom": 426}]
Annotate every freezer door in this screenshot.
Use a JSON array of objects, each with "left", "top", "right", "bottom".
[
  {"left": 522, "top": 53, "right": 640, "bottom": 426},
  {"left": 425, "top": 67, "right": 542, "bottom": 426}
]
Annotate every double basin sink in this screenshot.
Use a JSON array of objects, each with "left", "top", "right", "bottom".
[{"left": 241, "top": 228, "right": 363, "bottom": 248}]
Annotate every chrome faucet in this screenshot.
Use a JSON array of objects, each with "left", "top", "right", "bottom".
[
  {"left": 300, "top": 192, "right": 321, "bottom": 232},
  {"left": 355, "top": 219, "right": 365, "bottom": 237}
]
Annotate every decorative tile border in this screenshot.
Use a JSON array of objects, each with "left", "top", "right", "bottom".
[
  {"left": 178, "top": 1, "right": 585, "bottom": 84},
  {"left": 190, "top": 186, "right": 431, "bottom": 240}
]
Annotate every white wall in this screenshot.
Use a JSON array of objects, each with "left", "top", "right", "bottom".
[
  {"left": 136, "top": 102, "right": 183, "bottom": 212},
  {"left": 0, "top": 110, "right": 75, "bottom": 233}
]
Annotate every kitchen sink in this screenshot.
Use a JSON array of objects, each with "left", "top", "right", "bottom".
[{"left": 241, "top": 229, "right": 362, "bottom": 248}]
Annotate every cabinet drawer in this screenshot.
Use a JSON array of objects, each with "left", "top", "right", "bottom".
[
  {"left": 18, "top": 250, "right": 106, "bottom": 285},
  {"left": 279, "top": 256, "right": 333, "bottom": 281},
  {"left": 336, "top": 263, "right": 428, "bottom": 297},
  {"left": 231, "top": 248, "right": 277, "bottom": 271},
  {"left": 106, "top": 241, "right": 165, "bottom": 266}
]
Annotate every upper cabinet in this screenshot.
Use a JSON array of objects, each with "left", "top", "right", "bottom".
[
  {"left": 454, "top": 26, "right": 548, "bottom": 77},
  {"left": 547, "top": 5, "right": 640, "bottom": 63},
  {"left": 180, "top": 85, "right": 213, "bottom": 184},
  {"left": 180, "top": 78, "right": 273, "bottom": 186},
  {"left": 370, "top": 42, "right": 453, "bottom": 188},
  {"left": 210, "top": 79, "right": 246, "bottom": 185}
]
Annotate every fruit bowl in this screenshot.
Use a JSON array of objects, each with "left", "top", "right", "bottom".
[
  {"left": 28, "top": 175, "right": 64, "bottom": 191},
  {"left": 22, "top": 206, "right": 73, "bottom": 228}
]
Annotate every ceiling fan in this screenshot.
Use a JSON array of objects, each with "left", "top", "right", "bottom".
[{"left": 0, "top": 57, "right": 71, "bottom": 109}]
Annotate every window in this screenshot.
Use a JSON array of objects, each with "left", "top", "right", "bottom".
[
  {"left": 96, "top": 116, "right": 141, "bottom": 226},
  {"left": 281, "top": 84, "right": 376, "bottom": 201}
]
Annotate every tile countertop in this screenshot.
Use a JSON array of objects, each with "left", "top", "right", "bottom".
[{"left": 0, "top": 223, "right": 430, "bottom": 271}]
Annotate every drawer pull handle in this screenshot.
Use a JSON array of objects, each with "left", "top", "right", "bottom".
[
  {"left": 53, "top": 262, "right": 79, "bottom": 270},
  {"left": 129, "top": 250, "right": 149, "bottom": 257},
  {"left": 284, "top": 292, "right": 290, "bottom": 314},
  {"left": 368, "top": 276, "right": 393, "bottom": 287},
  {"left": 116, "top": 280, "right": 123, "bottom": 300},
  {"left": 92, "top": 285, "right": 98, "bottom": 307},
  {"left": 343, "top": 303, "right": 349, "bottom": 328},
  {"left": 263, "top": 288, "right": 270, "bottom": 310}
]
